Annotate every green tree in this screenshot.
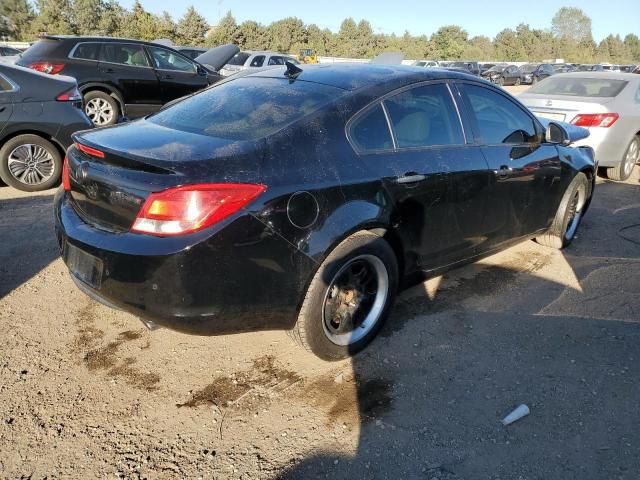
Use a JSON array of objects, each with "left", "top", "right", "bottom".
[
  {"left": 463, "top": 35, "right": 494, "bottom": 60},
  {"left": 431, "top": 25, "right": 468, "bottom": 59},
  {"left": 551, "top": 7, "right": 592, "bottom": 43},
  {"left": 32, "top": 0, "right": 75, "bottom": 36},
  {"left": 624, "top": 33, "right": 640, "bottom": 62},
  {"left": 155, "top": 11, "right": 178, "bottom": 43},
  {"left": 494, "top": 28, "right": 524, "bottom": 60},
  {"left": 306, "top": 23, "right": 331, "bottom": 55},
  {"left": 72, "top": 0, "right": 103, "bottom": 35},
  {"left": 236, "top": 20, "right": 266, "bottom": 50},
  {"left": 266, "top": 17, "right": 306, "bottom": 53},
  {"left": 0, "top": 0, "right": 34, "bottom": 40},
  {"left": 336, "top": 18, "right": 358, "bottom": 57},
  {"left": 177, "top": 6, "right": 208, "bottom": 46},
  {"left": 97, "top": 0, "right": 126, "bottom": 36},
  {"left": 121, "top": 1, "right": 158, "bottom": 40},
  {"left": 205, "top": 11, "right": 238, "bottom": 47}
]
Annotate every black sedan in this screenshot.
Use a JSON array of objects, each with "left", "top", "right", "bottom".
[
  {"left": 0, "top": 64, "right": 93, "bottom": 191},
  {"left": 481, "top": 64, "right": 523, "bottom": 86},
  {"left": 55, "top": 64, "right": 596, "bottom": 360}
]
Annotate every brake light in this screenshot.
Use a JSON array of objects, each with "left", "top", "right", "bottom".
[
  {"left": 75, "top": 142, "right": 104, "bottom": 158},
  {"left": 62, "top": 156, "right": 70, "bottom": 191},
  {"left": 131, "top": 184, "right": 267, "bottom": 236},
  {"left": 571, "top": 113, "right": 619, "bottom": 128},
  {"left": 29, "top": 62, "right": 65, "bottom": 75},
  {"left": 56, "top": 87, "right": 82, "bottom": 102}
]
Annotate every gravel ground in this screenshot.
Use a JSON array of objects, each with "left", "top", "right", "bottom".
[{"left": 0, "top": 166, "right": 639, "bottom": 479}]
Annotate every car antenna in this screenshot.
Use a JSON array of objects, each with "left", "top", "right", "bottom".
[{"left": 284, "top": 61, "right": 303, "bottom": 81}]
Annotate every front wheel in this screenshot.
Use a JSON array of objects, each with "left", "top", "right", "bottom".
[
  {"left": 606, "top": 136, "right": 639, "bottom": 182},
  {"left": 535, "top": 172, "right": 589, "bottom": 249},
  {"left": 290, "top": 231, "right": 398, "bottom": 360}
]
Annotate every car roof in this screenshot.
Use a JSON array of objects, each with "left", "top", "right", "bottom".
[
  {"left": 243, "top": 63, "right": 477, "bottom": 91},
  {"left": 42, "top": 35, "right": 177, "bottom": 49},
  {"left": 550, "top": 71, "right": 640, "bottom": 80}
]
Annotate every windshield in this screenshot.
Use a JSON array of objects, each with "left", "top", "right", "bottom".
[
  {"left": 486, "top": 66, "right": 506, "bottom": 73},
  {"left": 227, "top": 52, "right": 251, "bottom": 66},
  {"left": 149, "top": 77, "right": 343, "bottom": 141},
  {"left": 528, "top": 77, "right": 628, "bottom": 97}
]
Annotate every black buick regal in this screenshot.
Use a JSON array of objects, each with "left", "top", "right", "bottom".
[{"left": 55, "top": 64, "right": 596, "bottom": 360}]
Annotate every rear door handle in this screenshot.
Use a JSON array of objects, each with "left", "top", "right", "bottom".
[
  {"left": 396, "top": 173, "right": 426, "bottom": 184},
  {"left": 495, "top": 165, "right": 513, "bottom": 178}
]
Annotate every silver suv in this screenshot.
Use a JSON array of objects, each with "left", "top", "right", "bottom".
[{"left": 220, "top": 51, "right": 300, "bottom": 76}]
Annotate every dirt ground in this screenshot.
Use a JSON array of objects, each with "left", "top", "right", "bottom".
[{"left": 1, "top": 160, "right": 639, "bottom": 479}]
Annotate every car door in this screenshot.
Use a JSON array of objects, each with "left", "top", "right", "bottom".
[
  {"left": 350, "top": 82, "right": 491, "bottom": 270},
  {"left": 0, "top": 72, "right": 16, "bottom": 134},
  {"left": 503, "top": 66, "right": 517, "bottom": 85},
  {"left": 98, "top": 42, "right": 161, "bottom": 112},
  {"left": 145, "top": 45, "right": 209, "bottom": 103},
  {"left": 456, "top": 82, "right": 563, "bottom": 243}
]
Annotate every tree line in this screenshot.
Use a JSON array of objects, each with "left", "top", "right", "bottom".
[{"left": 1, "top": 1, "right": 639, "bottom": 63}]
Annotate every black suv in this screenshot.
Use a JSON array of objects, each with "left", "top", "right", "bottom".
[{"left": 17, "top": 36, "right": 237, "bottom": 126}]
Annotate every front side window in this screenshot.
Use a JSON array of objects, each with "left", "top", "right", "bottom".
[
  {"left": 461, "top": 84, "right": 538, "bottom": 145},
  {"left": 147, "top": 46, "right": 195, "bottom": 72},
  {"left": 349, "top": 103, "right": 393, "bottom": 152},
  {"left": 101, "top": 43, "right": 149, "bottom": 67},
  {"left": 384, "top": 83, "right": 465, "bottom": 148},
  {"left": 72, "top": 43, "right": 101, "bottom": 61},
  {"left": 250, "top": 55, "right": 265, "bottom": 67}
]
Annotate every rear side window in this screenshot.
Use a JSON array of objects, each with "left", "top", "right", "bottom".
[
  {"left": 528, "top": 77, "right": 628, "bottom": 97},
  {"left": 384, "top": 83, "right": 464, "bottom": 148},
  {"left": 71, "top": 43, "right": 101, "bottom": 60},
  {"left": 101, "top": 43, "right": 149, "bottom": 67},
  {"left": 268, "top": 56, "right": 284, "bottom": 66},
  {"left": 149, "top": 77, "right": 342, "bottom": 140},
  {"left": 0, "top": 73, "right": 15, "bottom": 92},
  {"left": 250, "top": 55, "right": 265, "bottom": 67},
  {"left": 462, "top": 84, "right": 537, "bottom": 145},
  {"left": 349, "top": 104, "right": 393, "bottom": 152}
]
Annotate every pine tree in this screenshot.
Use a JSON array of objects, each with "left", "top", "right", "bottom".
[
  {"left": 32, "top": 0, "right": 75, "bottom": 36},
  {"left": 176, "top": 6, "right": 208, "bottom": 46},
  {"left": 72, "top": 0, "right": 104, "bottom": 35},
  {"left": 97, "top": 0, "right": 125, "bottom": 37},
  {"left": 205, "top": 11, "right": 238, "bottom": 47},
  {"left": 0, "top": 0, "right": 34, "bottom": 41}
]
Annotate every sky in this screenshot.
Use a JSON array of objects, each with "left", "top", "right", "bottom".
[{"left": 120, "top": 0, "right": 639, "bottom": 41}]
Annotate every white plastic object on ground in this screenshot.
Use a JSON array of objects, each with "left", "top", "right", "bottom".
[{"left": 502, "top": 404, "right": 530, "bottom": 425}]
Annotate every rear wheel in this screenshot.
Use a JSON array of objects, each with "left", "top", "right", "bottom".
[
  {"left": 515, "top": 77, "right": 522, "bottom": 86},
  {"left": 0, "top": 134, "right": 62, "bottom": 192},
  {"left": 535, "top": 172, "right": 589, "bottom": 249},
  {"left": 290, "top": 231, "right": 398, "bottom": 360},
  {"left": 606, "top": 136, "right": 639, "bottom": 182},
  {"left": 84, "top": 90, "right": 119, "bottom": 126},
  {"left": 496, "top": 77, "right": 504, "bottom": 86}
]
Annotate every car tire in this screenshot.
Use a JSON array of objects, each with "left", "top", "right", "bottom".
[
  {"left": 532, "top": 77, "right": 538, "bottom": 85},
  {"left": 605, "top": 136, "right": 639, "bottom": 182},
  {"left": 84, "top": 90, "right": 119, "bottom": 126},
  {"left": 515, "top": 77, "right": 522, "bottom": 86},
  {"left": 0, "top": 134, "right": 62, "bottom": 192},
  {"left": 535, "top": 172, "right": 589, "bottom": 249},
  {"left": 496, "top": 77, "right": 504, "bottom": 86},
  {"left": 290, "top": 231, "right": 398, "bottom": 361}
]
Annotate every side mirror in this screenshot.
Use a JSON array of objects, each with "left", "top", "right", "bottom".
[
  {"left": 545, "top": 122, "right": 570, "bottom": 145},
  {"left": 545, "top": 121, "right": 589, "bottom": 145}
]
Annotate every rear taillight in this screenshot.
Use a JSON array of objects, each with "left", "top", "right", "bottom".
[
  {"left": 131, "top": 184, "right": 267, "bottom": 236},
  {"left": 75, "top": 142, "right": 104, "bottom": 158},
  {"left": 571, "top": 113, "right": 619, "bottom": 128},
  {"left": 29, "top": 62, "right": 65, "bottom": 75},
  {"left": 62, "top": 156, "right": 70, "bottom": 191},
  {"left": 56, "top": 87, "right": 82, "bottom": 102}
]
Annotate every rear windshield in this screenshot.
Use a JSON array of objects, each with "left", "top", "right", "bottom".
[
  {"left": 148, "top": 77, "right": 343, "bottom": 140},
  {"left": 227, "top": 52, "right": 251, "bottom": 66},
  {"left": 528, "top": 77, "right": 628, "bottom": 97},
  {"left": 20, "top": 39, "right": 63, "bottom": 60}
]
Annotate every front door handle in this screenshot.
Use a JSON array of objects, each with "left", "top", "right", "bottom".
[
  {"left": 164, "top": 74, "right": 173, "bottom": 80},
  {"left": 101, "top": 68, "right": 115, "bottom": 73},
  {"left": 396, "top": 173, "right": 426, "bottom": 184},
  {"left": 495, "top": 165, "right": 513, "bottom": 178}
]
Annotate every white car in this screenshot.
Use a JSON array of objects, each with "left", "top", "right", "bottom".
[
  {"left": 219, "top": 51, "right": 300, "bottom": 77},
  {"left": 0, "top": 45, "right": 21, "bottom": 64},
  {"left": 520, "top": 72, "right": 640, "bottom": 181},
  {"left": 413, "top": 60, "right": 439, "bottom": 68}
]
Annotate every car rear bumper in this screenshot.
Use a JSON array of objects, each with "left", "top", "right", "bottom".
[
  {"left": 54, "top": 189, "right": 316, "bottom": 335},
  {"left": 573, "top": 126, "right": 629, "bottom": 168}
]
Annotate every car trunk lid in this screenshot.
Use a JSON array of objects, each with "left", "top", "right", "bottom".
[
  {"left": 67, "top": 120, "right": 262, "bottom": 232},
  {"left": 520, "top": 94, "right": 613, "bottom": 123}
]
